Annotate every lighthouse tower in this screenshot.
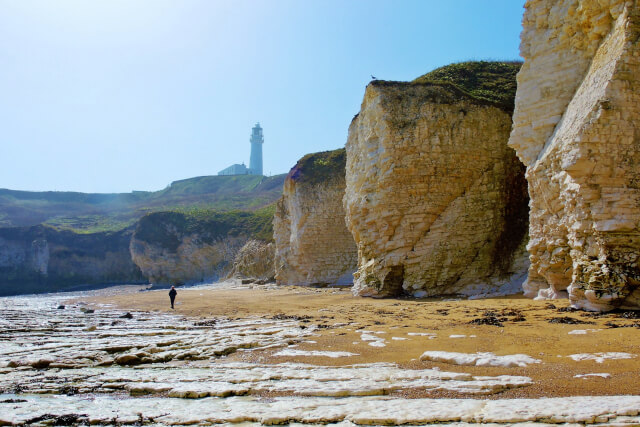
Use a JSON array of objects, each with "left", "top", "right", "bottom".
[{"left": 249, "top": 122, "right": 264, "bottom": 175}]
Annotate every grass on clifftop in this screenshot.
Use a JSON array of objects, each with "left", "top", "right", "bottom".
[
  {"left": 0, "top": 174, "right": 286, "bottom": 233},
  {"left": 287, "top": 148, "right": 346, "bottom": 186},
  {"left": 412, "top": 61, "right": 522, "bottom": 112},
  {"left": 134, "top": 204, "right": 277, "bottom": 252}
]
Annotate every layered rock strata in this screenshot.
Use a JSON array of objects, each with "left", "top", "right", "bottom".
[
  {"left": 0, "top": 226, "right": 145, "bottom": 296},
  {"left": 130, "top": 212, "right": 255, "bottom": 284},
  {"left": 274, "top": 149, "right": 358, "bottom": 286},
  {"left": 229, "top": 239, "right": 275, "bottom": 281},
  {"left": 509, "top": 0, "right": 640, "bottom": 310},
  {"left": 345, "top": 79, "right": 528, "bottom": 297}
]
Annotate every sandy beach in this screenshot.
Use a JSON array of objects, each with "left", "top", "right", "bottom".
[
  {"left": 85, "top": 282, "right": 640, "bottom": 400},
  {"left": 4, "top": 283, "right": 640, "bottom": 425}
]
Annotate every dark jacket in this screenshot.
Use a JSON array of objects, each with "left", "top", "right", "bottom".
[{"left": 169, "top": 289, "right": 177, "bottom": 299}]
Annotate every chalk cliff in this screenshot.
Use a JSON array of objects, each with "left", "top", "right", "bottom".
[
  {"left": 344, "top": 64, "right": 528, "bottom": 297},
  {"left": 229, "top": 239, "right": 275, "bottom": 281},
  {"left": 274, "top": 149, "right": 358, "bottom": 286},
  {"left": 130, "top": 210, "right": 273, "bottom": 285},
  {"left": 0, "top": 226, "right": 145, "bottom": 296},
  {"left": 509, "top": 0, "right": 640, "bottom": 310}
]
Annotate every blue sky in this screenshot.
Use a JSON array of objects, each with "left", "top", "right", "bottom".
[{"left": 0, "top": 0, "right": 525, "bottom": 193}]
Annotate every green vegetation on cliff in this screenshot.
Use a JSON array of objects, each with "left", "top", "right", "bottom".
[
  {"left": 287, "top": 148, "right": 346, "bottom": 186},
  {"left": 134, "top": 205, "right": 276, "bottom": 253},
  {"left": 0, "top": 174, "right": 286, "bottom": 233},
  {"left": 0, "top": 174, "right": 286, "bottom": 294},
  {"left": 412, "top": 61, "right": 522, "bottom": 112}
]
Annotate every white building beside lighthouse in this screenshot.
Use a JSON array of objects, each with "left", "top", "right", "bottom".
[{"left": 218, "top": 123, "right": 265, "bottom": 176}]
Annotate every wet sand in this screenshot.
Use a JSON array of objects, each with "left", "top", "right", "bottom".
[{"left": 86, "top": 283, "right": 640, "bottom": 399}]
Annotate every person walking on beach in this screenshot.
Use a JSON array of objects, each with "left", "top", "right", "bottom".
[{"left": 169, "top": 286, "right": 177, "bottom": 309}]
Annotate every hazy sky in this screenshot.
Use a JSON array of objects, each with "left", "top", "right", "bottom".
[{"left": 0, "top": 0, "right": 525, "bottom": 193}]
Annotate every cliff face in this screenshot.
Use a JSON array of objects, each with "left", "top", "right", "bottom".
[
  {"left": 0, "top": 226, "right": 145, "bottom": 296},
  {"left": 130, "top": 235, "right": 246, "bottom": 285},
  {"left": 229, "top": 239, "right": 275, "bottom": 281},
  {"left": 344, "top": 79, "right": 528, "bottom": 297},
  {"left": 509, "top": 0, "right": 640, "bottom": 310},
  {"left": 274, "top": 149, "right": 358, "bottom": 286},
  {"left": 130, "top": 210, "right": 273, "bottom": 285}
]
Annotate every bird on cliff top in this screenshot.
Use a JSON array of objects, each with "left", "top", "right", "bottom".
[{"left": 371, "top": 75, "right": 377, "bottom": 80}]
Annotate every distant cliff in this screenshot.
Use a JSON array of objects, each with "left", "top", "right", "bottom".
[
  {"left": 0, "top": 225, "right": 145, "bottom": 296},
  {"left": 344, "top": 62, "right": 529, "bottom": 298},
  {"left": 274, "top": 149, "right": 357, "bottom": 286},
  {"left": 0, "top": 174, "right": 285, "bottom": 294},
  {"left": 130, "top": 208, "right": 274, "bottom": 285},
  {"left": 229, "top": 239, "right": 275, "bottom": 281}
]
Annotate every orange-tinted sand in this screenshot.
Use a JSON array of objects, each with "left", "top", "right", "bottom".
[{"left": 84, "top": 284, "right": 640, "bottom": 399}]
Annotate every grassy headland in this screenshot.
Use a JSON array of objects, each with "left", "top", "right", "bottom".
[
  {"left": 134, "top": 204, "right": 277, "bottom": 252},
  {"left": 286, "top": 148, "right": 346, "bottom": 186},
  {"left": 412, "top": 60, "right": 522, "bottom": 112},
  {"left": 0, "top": 174, "right": 285, "bottom": 294},
  {"left": 0, "top": 174, "right": 286, "bottom": 233}
]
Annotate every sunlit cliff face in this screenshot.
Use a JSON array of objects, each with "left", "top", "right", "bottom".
[
  {"left": 344, "top": 81, "right": 528, "bottom": 298},
  {"left": 509, "top": 0, "right": 640, "bottom": 311}
]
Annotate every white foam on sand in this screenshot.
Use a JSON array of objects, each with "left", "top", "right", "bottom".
[
  {"left": 574, "top": 373, "right": 611, "bottom": 379},
  {"left": 420, "top": 351, "right": 541, "bottom": 368},
  {"left": 0, "top": 296, "right": 317, "bottom": 371},
  {"left": 408, "top": 332, "right": 437, "bottom": 338},
  {"left": 274, "top": 349, "right": 358, "bottom": 358},
  {"left": 359, "top": 331, "right": 387, "bottom": 347},
  {"left": 3, "top": 395, "right": 640, "bottom": 425},
  {"left": 568, "top": 352, "right": 635, "bottom": 363},
  {"left": 568, "top": 329, "right": 601, "bottom": 335},
  {"left": 0, "top": 362, "right": 533, "bottom": 399}
]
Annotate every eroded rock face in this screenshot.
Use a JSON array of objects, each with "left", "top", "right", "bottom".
[
  {"left": 509, "top": 0, "right": 640, "bottom": 310},
  {"left": 130, "top": 235, "right": 245, "bottom": 285},
  {"left": 130, "top": 212, "right": 247, "bottom": 284},
  {"left": 345, "top": 81, "right": 528, "bottom": 297},
  {"left": 274, "top": 149, "right": 358, "bottom": 286},
  {"left": 0, "top": 226, "right": 144, "bottom": 296},
  {"left": 229, "top": 239, "right": 275, "bottom": 281}
]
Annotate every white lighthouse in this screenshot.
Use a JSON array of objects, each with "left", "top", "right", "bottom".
[
  {"left": 249, "top": 122, "right": 264, "bottom": 176},
  {"left": 217, "top": 122, "right": 265, "bottom": 176}
]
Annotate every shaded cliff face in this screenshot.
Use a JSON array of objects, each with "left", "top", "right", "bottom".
[
  {"left": 509, "top": 0, "right": 640, "bottom": 311},
  {"left": 229, "top": 239, "right": 275, "bottom": 281},
  {"left": 274, "top": 149, "right": 358, "bottom": 286},
  {"left": 344, "top": 78, "right": 528, "bottom": 297},
  {"left": 131, "top": 209, "right": 273, "bottom": 285},
  {"left": 0, "top": 226, "right": 145, "bottom": 296}
]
